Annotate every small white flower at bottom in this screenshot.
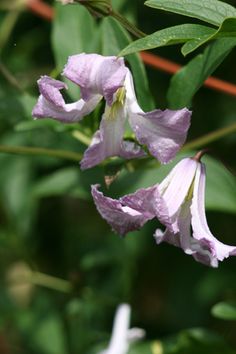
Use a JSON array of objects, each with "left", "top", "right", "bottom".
[{"left": 98, "top": 304, "right": 145, "bottom": 354}]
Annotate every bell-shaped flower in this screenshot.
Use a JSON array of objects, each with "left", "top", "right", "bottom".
[
  {"left": 91, "top": 155, "right": 236, "bottom": 267},
  {"left": 32, "top": 53, "right": 191, "bottom": 169},
  {"left": 154, "top": 156, "right": 236, "bottom": 267},
  {"left": 98, "top": 304, "right": 145, "bottom": 354}
]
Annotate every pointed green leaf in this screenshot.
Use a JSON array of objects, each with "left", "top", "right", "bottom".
[
  {"left": 145, "top": 0, "right": 236, "bottom": 26},
  {"left": 212, "top": 302, "right": 236, "bottom": 320},
  {"left": 119, "top": 24, "right": 215, "bottom": 56},
  {"left": 32, "top": 167, "right": 88, "bottom": 198},
  {"left": 52, "top": 3, "right": 97, "bottom": 69},
  {"left": 52, "top": 3, "right": 97, "bottom": 100},
  {"left": 168, "top": 38, "right": 236, "bottom": 109},
  {"left": 182, "top": 17, "right": 236, "bottom": 55}
]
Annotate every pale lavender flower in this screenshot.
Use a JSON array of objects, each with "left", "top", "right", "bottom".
[
  {"left": 32, "top": 53, "right": 191, "bottom": 169},
  {"left": 98, "top": 304, "right": 145, "bottom": 354},
  {"left": 154, "top": 156, "right": 236, "bottom": 267},
  {"left": 92, "top": 155, "right": 236, "bottom": 267}
]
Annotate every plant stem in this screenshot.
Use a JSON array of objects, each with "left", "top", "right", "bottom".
[
  {"left": 183, "top": 122, "right": 236, "bottom": 151},
  {"left": 0, "top": 61, "right": 23, "bottom": 91},
  {"left": 110, "top": 10, "right": 146, "bottom": 39},
  {"left": 31, "top": 271, "right": 72, "bottom": 293},
  {"left": 0, "top": 145, "right": 82, "bottom": 161},
  {"left": 72, "top": 130, "right": 91, "bottom": 146},
  {"left": 1, "top": 121, "right": 236, "bottom": 163}
]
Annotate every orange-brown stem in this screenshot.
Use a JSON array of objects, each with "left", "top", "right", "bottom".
[
  {"left": 192, "top": 149, "right": 209, "bottom": 162},
  {"left": 25, "top": 0, "right": 236, "bottom": 98}
]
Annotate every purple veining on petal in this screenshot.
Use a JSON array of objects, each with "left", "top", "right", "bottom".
[
  {"left": 32, "top": 76, "right": 101, "bottom": 122},
  {"left": 63, "top": 53, "right": 128, "bottom": 106},
  {"left": 91, "top": 185, "right": 154, "bottom": 236},
  {"left": 129, "top": 108, "right": 191, "bottom": 164},
  {"left": 120, "top": 185, "right": 161, "bottom": 218},
  {"left": 124, "top": 70, "right": 191, "bottom": 163},
  {"left": 38, "top": 76, "right": 67, "bottom": 107}
]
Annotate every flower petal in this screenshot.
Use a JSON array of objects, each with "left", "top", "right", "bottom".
[
  {"left": 191, "top": 162, "right": 236, "bottom": 264},
  {"left": 129, "top": 108, "right": 191, "bottom": 164},
  {"left": 91, "top": 185, "right": 155, "bottom": 236},
  {"left": 80, "top": 105, "right": 145, "bottom": 170},
  {"left": 32, "top": 76, "right": 101, "bottom": 122},
  {"left": 100, "top": 304, "right": 131, "bottom": 354},
  {"left": 63, "top": 54, "right": 128, "bottom": 106},
  {"left": 151, "top": 158, "right": 198, "bottom": 233},
  {"left": 159, "top": 158, "right": 198, "bottom": 224},
  {"left": 120, "top": 185, "right": 162, "bottom": 217},
  {"left": 125, "top": 71, "right": 191, "bottom": 163},
  {"left": 154, "top": 200, "right": 218, "bottom": 267}
]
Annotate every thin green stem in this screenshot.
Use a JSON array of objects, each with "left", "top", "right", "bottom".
[
  {"left": 183, "top": 122, "right": 236, "bottom": 151},
  {"left": 0, "top": 145, "right": 82, "bottom": 161},
  {"left": 31, "top": 272, "right": 72, "bottom": 293},
  {"left": 110, "top": 10, "right": 146, "bottom": 39},
  {"left": 72, "top": 130, "right": 91, "bottom": 146},
  {"left": 0, "top": 61, "right": 23, "bottom": 91}
]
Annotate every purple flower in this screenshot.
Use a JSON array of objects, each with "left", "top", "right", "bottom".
[
  {"left": 32, "top": 53, "right": 191, "bottom": 169},
  {"left": 91, "top": 184, "right": 163, "bottom": 236},
  {"left": 92, "top": 155, "right": 236, "bottom": 267}
]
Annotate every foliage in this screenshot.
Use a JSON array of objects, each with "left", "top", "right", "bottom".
[{"left": 0, "top": 0, "right": 236, "bottom": 353}]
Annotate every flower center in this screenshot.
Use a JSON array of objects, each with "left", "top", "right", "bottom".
[
  {"left": 105, "top": 87, "right": 126, "bottom": 121},
  {"left": 186, "top": 177, "right": 195, "bottom": 201}
]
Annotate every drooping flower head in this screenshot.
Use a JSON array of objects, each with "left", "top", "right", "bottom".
[
  {"left": 98, "top": 304, "right": 145, "bottom": 354},
  {"left": 154, "top": 154, "right": 236, "bottom": 267},
  {"left": 91, "top": 153, "right": 236, "bottom": 267},
  {"left": 32, "top": 53, "right": 191, "bottom": 169}
]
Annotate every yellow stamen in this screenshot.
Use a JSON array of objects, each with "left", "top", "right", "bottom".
[{"left": 105, "top": 87, "right": 126, "bottom": 121}]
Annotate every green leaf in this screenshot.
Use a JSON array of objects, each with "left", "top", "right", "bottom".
[
  {"left": 161, "top": 328, "right": 233, "bottom": 354},
  {"left": 0, "top": 88, "right": 35, "bottom": 125},
  {"left": 212, "top": 302, "right": 236, "bottom": 320},
  {"left": 115, "top": 152, "right": 236, "bottom": 214},
  {"left": 182, "top": 17, "right": 236, "bottom": 55},
  {"left": 119, "top": 24, "right": 215, "bottom": 56},
  {"left": 15, "top": 119, "right": 62, "bottom": 132},
  {"left": 52, "top": 3, "right": 97, "bottom": 69},
  {"left": 101, "top": 17, "right": 154, "bottom": 110},
  {"left": 32, "top": 314, "right": 68, "bottom": 354},
  {"left": 32, "top": 167, "right": 88, "bottom": 199},
  {"left": 52, "top": 3, "right": 97, "bottom": 100},
  {"left": 167, "top": 38, "right": 236, "bottom": 109},
  {"left": 145, "top": 0, "right": 236, "bottom": 26},
  {"left": 128, "top": 342, "right": 153, "bottom": 354}
]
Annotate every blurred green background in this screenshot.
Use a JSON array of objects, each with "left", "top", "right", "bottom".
[{"left": 0, "top": 0, "right": 236, "bottom": 353}]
